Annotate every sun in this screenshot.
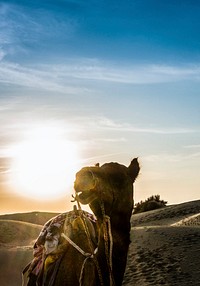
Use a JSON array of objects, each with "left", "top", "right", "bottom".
[{"left": 10, "top": 124, "right": 80, "bottom": 200}]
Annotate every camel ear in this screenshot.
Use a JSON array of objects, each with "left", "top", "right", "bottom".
[{"left": 128, "top": 158, "right": 140, "bottom": 182}]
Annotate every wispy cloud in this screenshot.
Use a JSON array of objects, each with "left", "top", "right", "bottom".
[
  {"left": 82, "top": 116, "right": 199, "bottom": 134},
  {"left": 0, "top": 157, "right": 11, "bottom": 175},
  {"left": 1, "top": 59, "right": 200, "bottom": 94},
  {"left": 144, "top": 152, "right": 200, "bottom": 163},
  {"left": 0, "top": 3, "right": 77, "bottom": 60},
  {"left": 184, "top": 144, "right": 200, "bottom": 149},
  {"left": 81, "top": 152, "right": 127, "bottom": 164},
  {"left": 61, "top": 62, "right": 200, "bottom": 84},
  {"left": 38, "top": 59, "right": 200, "bottom": 84},
  {"left": 0, "top": 62, "right": 82, "bottom": 94},
  {"left": 53, "top": 116, "right": 199, "bottom": 137}
]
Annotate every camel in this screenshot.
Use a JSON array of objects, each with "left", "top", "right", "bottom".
[{"left": 25, "top": 158, "right": 140, "bottom": 286}]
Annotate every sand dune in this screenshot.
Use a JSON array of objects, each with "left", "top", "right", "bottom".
[
  {"left": 131, "top": 200, "right": 200, "bottom": 227},
  {"left": 123, "top": 200, "right": 200, "bottom": 285},
  {"left": 124, "top": 226, "right": 200, "bottom": 285},
  {"left": 0, "top": 219, "right": 42, "bottom": 248},
  {"left": 0, "top": 200, "right": 200, "bottom": 285},
  {"left": 0, "top": 220, "right": 43, "bottom": 286},
  {"left": 0, "top": 211, "right": 59, "bottom": 226}
]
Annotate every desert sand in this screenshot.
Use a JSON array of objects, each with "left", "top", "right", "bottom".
[
  {"left": 123, "top": 200, "right": 200, "bottom": 285},
  {"left": 0, "top": 200, "right": 200, "bottom": 286}
]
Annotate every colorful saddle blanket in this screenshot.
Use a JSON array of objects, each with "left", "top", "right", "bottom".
[{"left": 23, "top": 209, "right": 97, "bottom": 286}]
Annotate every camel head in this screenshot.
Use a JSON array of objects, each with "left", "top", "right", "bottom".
[{"left": 74, "top": 158, "right": 140, "bottom": 219}]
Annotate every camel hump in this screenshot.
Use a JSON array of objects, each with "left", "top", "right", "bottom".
[{"left": 63, "top": 210, "right": 97, "bottom": 244}]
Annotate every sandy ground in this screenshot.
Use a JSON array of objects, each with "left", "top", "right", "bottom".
[
  {"left": 123, "top": 200, "right": 200, "bottom": 286},
  {"left": 123, "top": 226, "right": 200, "bottom": 286},
  {"left": 0, "top": 247, "right": 33, "bottom": 286},
  {"left": 0, "top": 220, "right": 41, "bottom": 286}
]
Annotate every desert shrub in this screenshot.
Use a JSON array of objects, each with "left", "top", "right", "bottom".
[{"left": 133, "top": 195, "right": 167, "bottom": 214}]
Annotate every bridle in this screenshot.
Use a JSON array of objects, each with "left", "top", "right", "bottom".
[
  {"left": 66, "top": 169, "right": 116, "bottom": 286},
  {"left": 88, "top": 169, "right": 116, "bottom": 286}
]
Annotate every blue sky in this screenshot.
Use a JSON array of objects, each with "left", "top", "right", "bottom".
[{"left": 0, "top": 0, "right": 200, "bottom": 214}]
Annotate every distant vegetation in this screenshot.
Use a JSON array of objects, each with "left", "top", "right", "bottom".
[{"left": 133, "top": 195, "right": 167, "bottom": 214}]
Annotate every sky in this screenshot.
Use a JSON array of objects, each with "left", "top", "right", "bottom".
[{"left": 0, "top": 0, "right": 200, "bottom": 214}]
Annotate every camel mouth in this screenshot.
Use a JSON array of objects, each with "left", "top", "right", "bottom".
[{"left": 76, "top": 190, "right": 98, "bottom": 205}]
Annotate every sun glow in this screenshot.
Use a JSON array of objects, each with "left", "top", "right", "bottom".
[{"left": 10, "top": 125, "right": 80, "bottom": 200}]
